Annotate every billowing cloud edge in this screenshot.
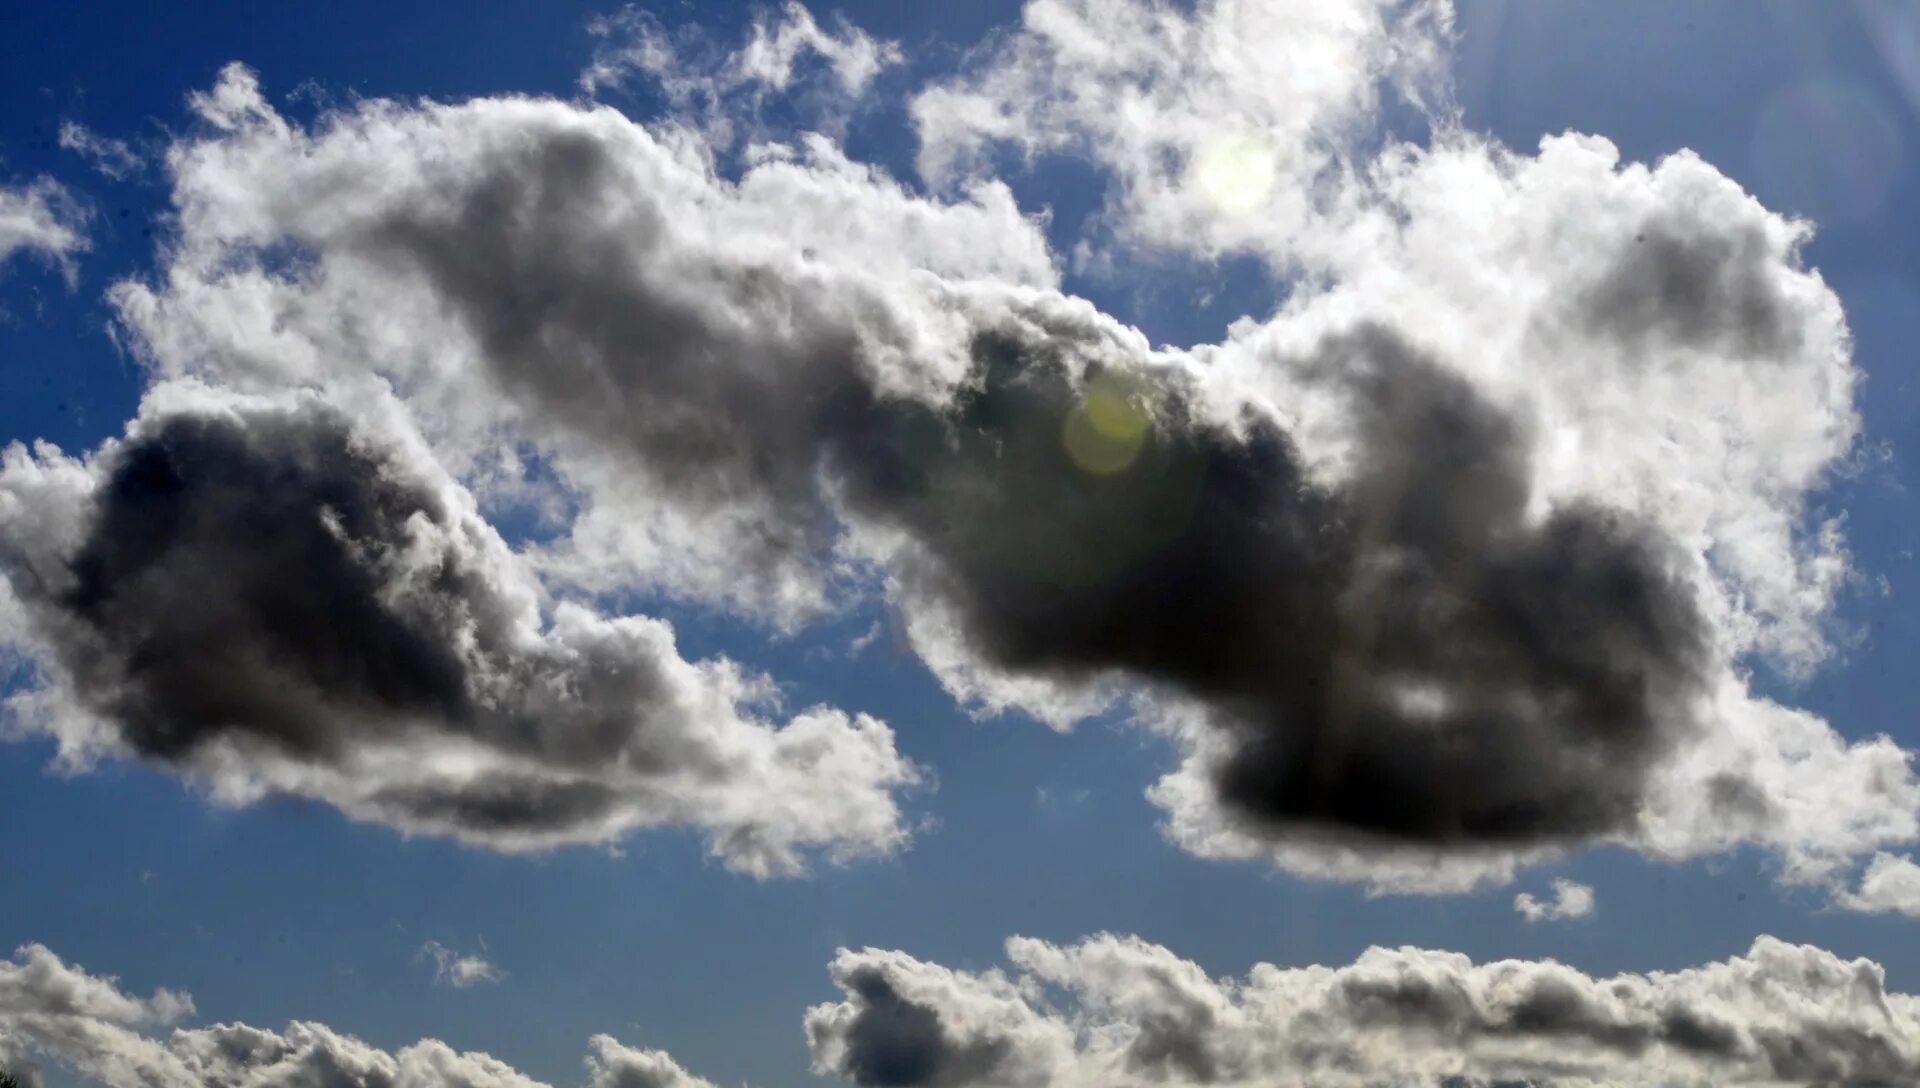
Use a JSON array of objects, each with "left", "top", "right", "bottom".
[
  {"left": 0, "top": 942, "right": 716, "bottom": 1088},
  {"left": 807, "top": 930, "right": 1920, "bottom": 1087},
  {"left": 0, "top": 378, "right": 921, "bottom": 877},
  {"left": 0, "top": 0, "right": 1912, "bottom": 899}
]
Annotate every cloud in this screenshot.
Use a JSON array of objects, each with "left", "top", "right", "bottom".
[
  {"left": 584, "top": 1035, "right": 720, "bottom": 1088},
  {"left": 0, "top": 943, "right": 712, "bottom": 1088},
  {"left": 0, "top": 943, "right": 192, "bottom": 1088},
  {"left": 909, "top": 0, "right": 1452, "bottom": 259},
  {"left": 1514, "top": 878, "right": 1596, "bottom": 923},
  {"left": 420, "top": 942, "right": 505, "bottom": 989},
  {"left": 582, "top": 2, "right": 900, "bottom": 146},
  {"left": 0, "top": 179, "right": 88, "bottom": 279},
  {"left": 807, "top": 932, "right": 1920, "bottom": 1087},
  {"left": 0, "top": 381, "right": 920, "bottom": 875},
  {"left": 20, "top": 931, "right": 1920, "bottom": 1088},
  {"left": 43, "top": 0, "right": 1920, "bottom": 898},
  {"left": 57, "top": 122, "right": 143, "bottom": 180},
  {"left": 106, "top": 69, "right": 1712, "bottom": 868},
  {"left": 1835, "top": 852, "right": 1920, "bottom": 918}
]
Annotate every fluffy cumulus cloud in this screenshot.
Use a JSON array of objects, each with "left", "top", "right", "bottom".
[
  {"left": 807, "top": 933, "right": 1920, "bottom": 1088},
  {"left": 0, "top": 381, "right": 919, "bottom": 875},
  {"left": 0, "top": 943, "right": 715, "bottom": 1088},
  {"left": 12, "top": 933, "right": 1920, "bottom": 1088},
  {"left": 0, "top": 178, "right": 88, "bottom": 277},
  {"left": 0, "top": 0, "right": 1912, "bottom": 898},
  {"left": 1836, "top": 852, "right": 1920, "bottom": 918},
  {"left": 1514, "top": 878, "right": 1596, "bottom": 923}
]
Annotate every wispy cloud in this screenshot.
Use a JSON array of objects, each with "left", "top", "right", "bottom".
[
  {"left": 418, "top": 941, "right": 505, "bottom": 990},
  {"left": 57, "top": 121, "right": 142, "bottom": 179}
]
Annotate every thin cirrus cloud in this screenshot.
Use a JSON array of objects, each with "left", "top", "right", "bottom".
[
  {"left": 57, "top": 121, "right": 145, "bottom": 181},
  {"left": 0, "top": 0, "right": 1912, "bottom": 904},
  {"left": 8, "top": 935, "right": 1920, "bottom": 1088}
]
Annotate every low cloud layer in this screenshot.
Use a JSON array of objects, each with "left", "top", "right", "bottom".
[
  {"left": 807, "top": 932, "right": 1920, "bottom": 1087},
  {"left": 0, "top": 383, "right": 918, "bottom": 874},
  {"left": 0, "top": 0, "right": 1911, "bottom": 897},
  {"left": 0, "top": 943, "right": 714, "bottom": 1088},
  {"left": 13, "top": 934, "right": 1920, "bottom": 1088}
]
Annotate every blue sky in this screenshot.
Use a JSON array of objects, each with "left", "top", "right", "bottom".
[{"left": 4, "top": 3, "right": 1920, "bottom": 1087}]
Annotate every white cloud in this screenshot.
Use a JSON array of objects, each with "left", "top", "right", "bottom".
[
  {"left": 1514, "top": 878, "right": 1596, "bottom": 923},
  {"left": 585, "top": 1035, "right": 720, "bottom": 1088},
  {"left": 0, "top": 179, "right": 88, "bottom": 280},
  {"left": 808, "top": 932, "right": 1920, "bottom": 1087},
  {"left": 1835, "top": 852, "right": 1920, "bottom": 918},
  {"left": 0, "top": 943, "right": 711, "bottom": 1088},
  {"left": 581, "top": 2, "right": 900, "bottom": 148},
  {"left": 729, "top": 1, "right": 900, "bottom": 96},
  {"left": 57, "top": 122, "right": 142, "bottom": 180},
  {"left": 420, "top": 942, "right": 505, "bottom": 989},
  {"left": 910, "top": 0, "right": 1451, "bottom": 261}
]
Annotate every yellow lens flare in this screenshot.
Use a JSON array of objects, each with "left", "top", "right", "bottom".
[
  {"left": 1188, "top": 133, "right": 1279, "bottom": 216},
  {"left": 1062, "top": 378, "right": 1152, "bottom": 476}
]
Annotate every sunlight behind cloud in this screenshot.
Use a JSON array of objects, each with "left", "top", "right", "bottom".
[
  {"left": 1062, "top": 377, "right": 1152, "bottom": 476},
  {"left": 1187, "top": 132, "right": 1280, "bottom": 217}
]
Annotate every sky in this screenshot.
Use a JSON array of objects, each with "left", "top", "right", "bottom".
[{"left": 3, "top": 2, "right": 1920, "bottom": 1086}]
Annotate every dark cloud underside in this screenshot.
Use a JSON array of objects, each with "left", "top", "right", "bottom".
[{"left": 324, "top": 120, "right": 1715, "bottom": 852}]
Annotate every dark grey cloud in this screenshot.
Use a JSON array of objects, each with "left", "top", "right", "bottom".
[
  {"left": 1578, "top": 211, "right": 1803, "bottom": 360},
  {"left": 852, "top": 327, "right": 1710, "bottom": 848},
  {"left": 822, "top": 968, "right": 1015, "bottom": 1088},
  {"left": 53, "top": 407, "right": 475, "bottom": 762},
  {"left": 97, "top": 63, "right": 1919, "bottom": 893},
  {"left": 349, "top": 122, "right": 878, "bottom": 598},
  {"left": 317, "top": 111, "right": 1710, "bottom": 855},
  {"left": 0, "top": 390, "right": 917, "bottom": 870}
]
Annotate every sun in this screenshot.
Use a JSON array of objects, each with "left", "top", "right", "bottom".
[{"left": 1188, "top": 132, "right": 1280, "bottom": 216}]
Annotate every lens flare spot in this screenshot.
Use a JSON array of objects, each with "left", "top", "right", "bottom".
[
  {"left": 1063, "top": 379, "right": 1151, "bottom": 476},
  {"left": 1189, "top": 133, "right": 1279, "bottom": 216}
]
